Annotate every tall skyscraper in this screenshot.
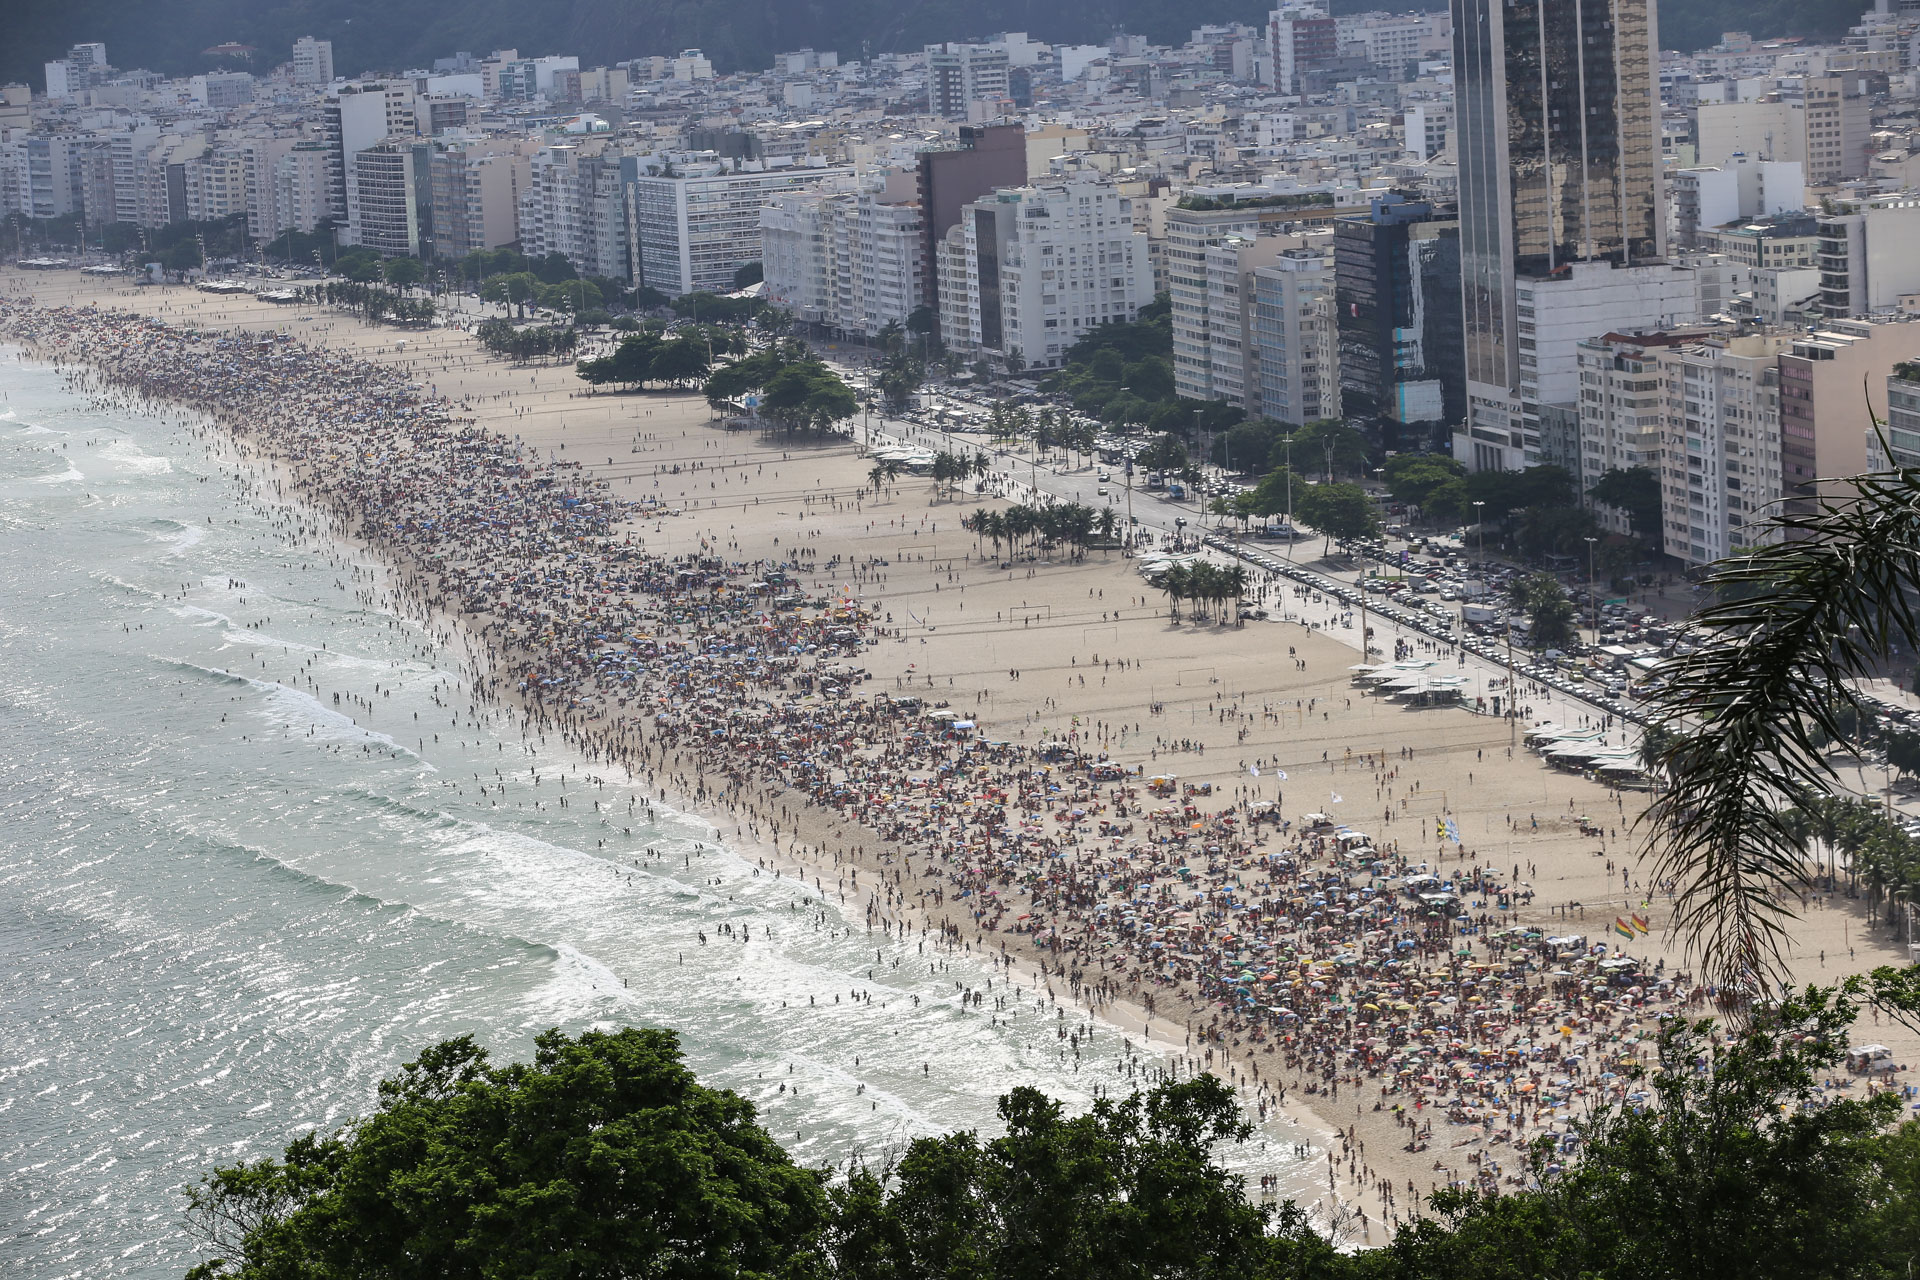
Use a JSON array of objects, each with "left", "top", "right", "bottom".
[{"left": 1452, "top": 0, "right": 1671, "bottom": 472}]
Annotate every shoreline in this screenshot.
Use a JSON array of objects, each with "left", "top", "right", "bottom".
[{"left": 5, "top": 312, "right": 1366, "bottom": 1221}]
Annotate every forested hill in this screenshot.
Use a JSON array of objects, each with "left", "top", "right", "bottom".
[{"left": 0, "top": 0, "right": 1865, "bottom": 89}]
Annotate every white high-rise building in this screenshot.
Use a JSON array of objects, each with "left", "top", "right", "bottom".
[
  {"left": 326, "top": 83, "right": 416, "bottom": 225},
  {"left": 350, "top": 140, "right": 422, "bottom": 256},
  {"left": 1167, "top": 204, "right": 1268, "bottom": 401},
  {"left": 293, "top": 36, "right": 335, "bottom": 87},
  {"left": 1267, "top": 3, "right": 1333, "bottom": 93},
  {"left": 937, "top": 179, "right": 1152, "bottom": 369},
  {"left": 518, "top": 143, "right": 629, "bottom": 279},
  {"left": 1204, "top": 235, "right": 1293, "bottom": 413},
  {"left": 270, "top": 142, "right": 336, "bottom": 235},
  {"left": 627, "top": 157, "right": 849, "bottom": 296},
  {"left": 1250, "top": 240, "right": 1337, "bottom": 425},
  {"left": 1575, "top": 329, "right": 1789, "bottom": 566},
  {"left": 762, "top": 182, "right": 927, "bottom": 338},
  {"left": 925, "top": 43, "right": 1011, "bottom": 119}
]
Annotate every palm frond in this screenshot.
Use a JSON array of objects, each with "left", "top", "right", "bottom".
[{"left": 1643, "top": 466, "right": 1920, "bottom": 993}]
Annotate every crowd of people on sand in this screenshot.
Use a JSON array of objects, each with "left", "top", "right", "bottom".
[{"left": 7, "top": 293, "right": 1913, "bottom": 1242}]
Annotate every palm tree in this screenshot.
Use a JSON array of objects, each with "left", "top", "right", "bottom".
[
  {"left": 967, "top": 508, "right": 991, "bottom": 555},
  {"left": 1096, "top": 507, "right": 1118, "bottom": 554},
  {"left": 1159, "top": 563, "right": 1189, "bottom": 621},
  {"left": 1221, "top": 565, "right": 1249, "bottom": 624},
  {"left": 1642, "top": 455, "right": 1920, "bottom": 993}
]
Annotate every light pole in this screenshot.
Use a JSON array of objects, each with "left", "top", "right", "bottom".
[
  {"left": 1584, "top": 536, "right": 1599, "bottom": 646},
  {"left": 1283, "top": 436, "right": 1295, "bottom": 562}
]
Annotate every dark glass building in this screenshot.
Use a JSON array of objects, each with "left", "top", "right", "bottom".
[
  {"left": 1453, "top": 0, "right": 1663, "bottom": 463},
  {"left": 1334, "top": 194, "right": 1464, "bottom": 448}
]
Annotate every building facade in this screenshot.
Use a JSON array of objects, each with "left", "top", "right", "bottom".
[{"left": 1451, "top": 0, "right": 1664, "bottom": 471}]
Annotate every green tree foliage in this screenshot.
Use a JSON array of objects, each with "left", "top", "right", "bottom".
[
  {"left": 538, "top": 278, "right": 603, "bottom": 315},
  {"left": 1401, "top": 988, "right": 1911, "bottom": 1280},
  {"left": 381, "top": 256, "right": 426, "bottom": 291},
  {"left": 181, "top": 1027, "right": 830, "bottom": 1280},
  {"left": 829, "top": 1076, "right": 1281, "bottom": 1280},
  {"left": 177, "top": 989, "right": 1920, "bottom": 1280},
  {"left": 1135, "top": 432, "right": 1190, "bottom": 477},
  {"left": 1507, "top": 572, "right": 1577, "bottom": 649},
  {"left": 1514, "top": 505, "right": 1602, "bottom": 561},
  {"left": 303, "top": 281, "right": 437, "bottom": 326},
  {"left": 162, "top": 239, "right": 203, "bottom": 278},
  {"left": 1040, "top": 298, "right": 1235, "bottom": 438},
  {"left": 759, "top": 360, "right": 859, "bottom": 435},
  {"left": 1382, "top": 454, "right": 1466, "bottom": 515},
  {"left": 480, "top": 271, "right": 541, "bottom": 317},
  {"left": 1588, "top": 466, "right": 1664, "bottom": 549},
  {"left": 1286, "top": 419, "right": 1372, "bottom": 483},
  {"left": 960, "top": 501, "right": 1109, "bottom": 561},
  {"left": 673, "top": 292, "right": 767, "bottom": 325},
  {"left": 476, "top": 317, "right": 576, "bottom": 361},
  {"left": 1463, "top": 466, "right": 1576, "bottom": 527},
  {"left": 1294, "top": 481, "right": 1380, "bottom": 553},
  {"left": 577, "top": 329, "right": 715, "bottom": 388}
]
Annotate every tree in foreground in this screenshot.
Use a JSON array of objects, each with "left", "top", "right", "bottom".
[
  {"left": 183, "top": 1027, "right": 829, "bottom": 1280},
  {"left": 1386, "top": 986, "right": 1916, "bottom": 1280},
  {"left": 826, "top": 1074, "right": 1339, "bottom": 1280},
  {"left": 1641, "top": 458, "right": 1920, "bottom": 990}
]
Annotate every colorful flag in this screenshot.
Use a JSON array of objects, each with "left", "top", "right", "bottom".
[
  {"left": 1614, "top": 918, "right": 1635, "bottom": 940},
  {"left": 1445, "top": 817, "right": 1461, "bottom": 843},
  {"left": 1631, "top": 914, "right": 1651, "bottom": 934},
  {"left": 1435, "top": 816, "right": 1447, "bottom": 840}
]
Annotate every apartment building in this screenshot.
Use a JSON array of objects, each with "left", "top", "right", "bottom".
[
  {"left": 937, "top": 179, "right": 1152, "bottom": 368},
  {"left": 293, "top": 37, "right": 335, "bottom": 87},
  {"left": 762, "top": 181, "right": 927, "bottom": 338},
  {"left": 1250, "top": 241, "right": 1337, "bottom": 425},
  {"left": 925, "top": 44, "right": 1011, "bottom": 119},
  {"left": 519, "top": 143, "right": 628, "bottom": 278},
  {"left": 627, "top": 157, "right": 850, "bottom": 295}
]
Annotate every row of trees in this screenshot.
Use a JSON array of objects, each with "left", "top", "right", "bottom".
[
  {"left": 1041, "top": 298, "right": 1244, "bottom": 440},
  {"left": 301, "top": 281, "right": 436, "bottom": 326},
  {"left": 1383, "top": 456, "right": 1662, "bottom": 563},
  {"left": 477, "top": 317, "right": 577, "bottom": 361},
  {"left": 961, "top": 502, "right": 1117, "bottom": 560},
  {"left": 186, "top": 993, "right": 1920, "bottom": 1279},
  {"left": 1211, "top": 467, "right": 1382, "bottom": 553},
  {"left": 1150, "top": 559, "right": 1253, "bottom": 623},
  {"left": 696, "top": 339, "right": 859, "bottom": 435},
  {"left": 578, "top": 329, "right": 716, "bottom": 388}
]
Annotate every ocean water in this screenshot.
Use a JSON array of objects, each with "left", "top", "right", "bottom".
[{"left": 0, "top": 353, "right": 1320, "bottom": 1279}]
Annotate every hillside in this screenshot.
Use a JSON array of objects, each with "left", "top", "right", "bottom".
[
  {"left": 11, "top": 0, "right": 1398, "bottom": 85},
  {"left": 2, "top": 0, "right": 1865, "bottom": 90}
]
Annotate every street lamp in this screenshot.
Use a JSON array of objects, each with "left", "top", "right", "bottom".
[
  {"left": 1584, "top": 536, "right": 1599, "bottom": 646},
  {"left": 1283, "top": 436, "right": 1295, "bottom": 562}
]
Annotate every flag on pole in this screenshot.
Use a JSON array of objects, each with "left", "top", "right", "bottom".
[
  {"left": 1249, "top": 765, "right": 1260, "bottom": 777},
  {"left": 1435, "top": 816, "right": 1446, "bottom": 841},
  {"left": 1445, "top": 816, "right": 1461, "bottom": 843},
  {"left": 1631, "top": 914, "right": 1651, "bottom": 934},
  {"left": 1272, "top": 769, "right": 1287, "bottom": 780},
  {"left": 1614, "top": 918, "right": 1635, "bottom": 940},
  {"left": 1330, "top": 791, "right": 1344, "bottom": 804}
]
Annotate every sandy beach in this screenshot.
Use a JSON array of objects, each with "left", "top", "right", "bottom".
[{"left": 8, "top": 266, "right": 1917, "bottom": 1243}]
